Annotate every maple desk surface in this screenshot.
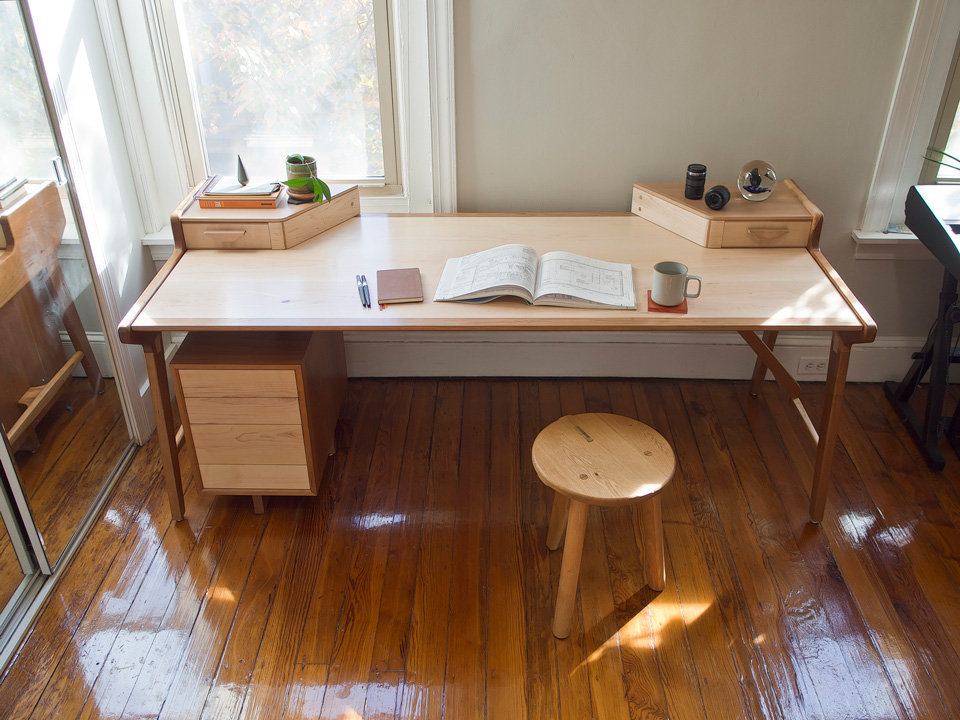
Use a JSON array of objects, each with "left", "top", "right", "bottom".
[{"left": 130, "top": 214, "right": 870, "bottom": 336}]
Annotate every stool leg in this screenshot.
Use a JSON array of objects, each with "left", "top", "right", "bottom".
[
  {"left": 641, "top": 494, "right": 665, "bottom": 591},
  {"left": 546, "top": 492, "right": 570, "bottom": 550},
  {"left": 553, "top": 500, "right": 589, "bottom": 639}
]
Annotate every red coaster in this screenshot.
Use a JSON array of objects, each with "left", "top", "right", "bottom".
[{"left": 647, "top": 290, "right": 688, "bottom": 314}]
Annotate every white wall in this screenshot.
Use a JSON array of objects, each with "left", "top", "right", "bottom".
[{"left": 453, "top": 0, "right": 941, "bottom": 340}]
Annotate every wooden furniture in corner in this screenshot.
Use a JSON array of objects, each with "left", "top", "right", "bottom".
[
  {"left": 170, "top": 331, "right": 346, "bottom": 510},
  {"left": 0, "top": 182, "right": 103, "bottom": 450}
]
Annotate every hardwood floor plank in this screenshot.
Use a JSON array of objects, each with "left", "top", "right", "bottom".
[
  {"left": 442, "top": 380, "right": 490, "bottom": 720},
  {"left": 297, "top": 380, "right": 388, "bottom": 665},
  {"left": 369, "top": 381, "right": 436, "bottom": 675},
  {"left": 517, "top": 381, "right": 562, "bottom": 720},
  {"left": 592, "top": 379, "right": 669, "bottom": 720},
  {"left": 318, "top": 381, "right": 414, "bottom": 720},
  {"left": 538, "top": 380, "right": 593, "bottom": 720},
  {"left": 486, "top": 381, "right": 527, "bottom": 720},
  {"left": 0, "top": 441, "right": 159, "bottom": 720},
  {"left": 362, "top": 670, "right": 402, "bottom": 720},
  {"left": 101, "top": 496, "right": 240, "bottom": 719},
  {"left": 284, "top": 663, "right": 330, "bottom": 720},
  {"left": 157, "top": 506, "right": 271, "bottom": 720},
  {"left": 199, "top": 500, "right": 303, "bottom": 720},
  {"left": 241, "top": 381, "right": 381, "bottom": 718},
  {"left": 647, "top": 382, "right": 752, "bottom": 720},
  {"left": 396, "top": 380, "right": 463, "bottom": 720}
]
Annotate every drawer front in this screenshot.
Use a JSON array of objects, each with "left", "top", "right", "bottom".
[
  {"left": 178, "top": 368, "right": 298, "bottom": 398},
  {"left": 182, "top": 221, "right": 272, "bottom": 249},
  {"left": 184, "top": 396, "right": 302, "bottom": 425},
  {"left": 199, "top": 464, "right": 311, "bottom": 493},
  {"left": 191, "top": 424, "right": 306, "bottom": 465},
  {"left": 720, "top": 220, "right": 809, "bottom": 248}
]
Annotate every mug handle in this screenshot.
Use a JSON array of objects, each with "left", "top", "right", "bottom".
[{"left": 684, "top": 275, "right": 702, "bottom": 299}]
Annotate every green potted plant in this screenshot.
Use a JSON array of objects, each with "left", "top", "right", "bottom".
[{"left": 283, "top": 154, "right": 332, "bottom": 204}]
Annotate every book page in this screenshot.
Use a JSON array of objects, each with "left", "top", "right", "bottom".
[
  {"left": 433, "top": 244, "right": 538, "bottom": 302},
  {"left": 534, "top": 251, "right": 636, "bottom": 309}
]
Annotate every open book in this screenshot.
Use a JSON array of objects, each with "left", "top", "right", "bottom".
[{"left": 433, "top": 244, "right": 636, "bottom": 309}]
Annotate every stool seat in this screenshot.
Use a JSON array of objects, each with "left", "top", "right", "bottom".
[
  {"left": 532, "top": 413, "right": 675, "bottom": 505},
  {"left": 532, "top": 413, "right": 676, "bottom": 639}
]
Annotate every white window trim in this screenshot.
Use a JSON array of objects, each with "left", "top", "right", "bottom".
[
  {"left": 853, "top": 0, "right": 960, "bottom": 259},
  {"left": 101, "top": 0, "right": 455, "bottom": 237}
]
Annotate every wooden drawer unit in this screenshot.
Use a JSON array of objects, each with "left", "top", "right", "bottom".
[
  {"left": 174, "top": 184, "right": 360, "bottom": 250},
  {"left": 631, "top": 179, "right": 819, "bottom": 248},
  {"left": 171, "top": 331, "right": 346, "bottom": 499}
]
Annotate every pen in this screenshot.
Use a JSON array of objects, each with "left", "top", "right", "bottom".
[
  {"left": 356, "top": 274, "right": 368, "bottom": 308},
  {"left": 361, "top": 274, "right": 371, "bottom": 308}
]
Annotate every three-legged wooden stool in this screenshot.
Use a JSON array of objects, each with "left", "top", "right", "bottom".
[{"left": 532, "top": 413, "right": 676, "bottom": 638}]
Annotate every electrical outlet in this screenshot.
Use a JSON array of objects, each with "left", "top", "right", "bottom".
[{"left": 798, "top": 357, "right": 828, "bottom": 375}]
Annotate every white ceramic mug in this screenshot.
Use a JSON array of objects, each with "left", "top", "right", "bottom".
[{"left": 651, "top": 261, "right": 702, "bottom": 307}]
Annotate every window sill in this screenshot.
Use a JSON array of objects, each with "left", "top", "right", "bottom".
[{"left": 851, "top": 229, "right": 934, "bottom": 260}]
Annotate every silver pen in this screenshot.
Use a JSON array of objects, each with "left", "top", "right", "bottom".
[
  {"left": 356, "top": 274, "right": 367, "bottom": 307},
  {"left": 361, "top": 274, "right": 371, "bottom": 308}
]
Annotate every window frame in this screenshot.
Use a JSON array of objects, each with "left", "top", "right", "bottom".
[
  {"left": 155, "top": 0, "right": 402, "bottom": 192},
  {"left": 101, "top": 0, "right": 455, "bottom": 234}
]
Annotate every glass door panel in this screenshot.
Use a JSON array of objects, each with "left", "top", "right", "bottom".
[{"left": 0, "top": 0, "right": 132, "bottom": 627}]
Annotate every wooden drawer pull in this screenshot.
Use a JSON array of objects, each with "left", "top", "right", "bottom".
[
  {"left": 746, "top": 227, "right": 789, "bottom": 242},
  {"left": 202, "top": 229, "right": 247, "bottom": 236}
]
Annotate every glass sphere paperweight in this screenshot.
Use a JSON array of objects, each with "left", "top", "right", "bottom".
[{"left": 737, "top": 161, "right": 777, "bottom": 201}]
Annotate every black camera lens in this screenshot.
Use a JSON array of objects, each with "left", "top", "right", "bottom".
[
  {"left": 684, "top": 163, "right": 706, "bottom": 199},
  {"left": 704, "top": 184, "right": 730, "bottom": 210}
]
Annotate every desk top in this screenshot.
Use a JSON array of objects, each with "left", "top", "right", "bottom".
[{"left": 127, "top": 214, "right": 875, "bottom": 338}]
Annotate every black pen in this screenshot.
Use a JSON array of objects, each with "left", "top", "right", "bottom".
[
  {"left": 361, "top": 274, "right": 371, "bottom": 308},
  {"left": 356, "top": 274, "right": 367, "bottom": 307}
]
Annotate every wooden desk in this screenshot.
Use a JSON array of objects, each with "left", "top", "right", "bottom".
[{"left": 119, "top": 188, "right": 875, "bottom": 524}]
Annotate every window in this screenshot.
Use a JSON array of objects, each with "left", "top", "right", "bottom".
[
  {"left": 921, "top": 29, "right": 960, "bottom": 183},
  {"left": 158, "top": 0, "right": 399, "bottom": 191}
]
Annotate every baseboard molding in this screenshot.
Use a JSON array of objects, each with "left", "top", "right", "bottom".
[
  {"left": 61, "top": 331, "right": 115, "bottom": 379},
  {"left": 160, "top": 330, "right": 926, "bottom": 383},
  {"left": 341, "top": 330, "right": 923, "bottom": 382}
]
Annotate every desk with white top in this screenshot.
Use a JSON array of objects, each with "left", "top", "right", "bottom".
[{"left": 119, "top": 185, "right": 876, "bottom": 524}]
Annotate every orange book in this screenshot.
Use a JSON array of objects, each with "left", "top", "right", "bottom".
[{"left": 197, "top": 194, "right": 280, "bottom": 209}]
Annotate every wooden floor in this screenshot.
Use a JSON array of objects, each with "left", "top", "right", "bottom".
[
  {"left": 1, "top": 377, "right": 959, "bottom": 719},
  {"left": 0, "top": 378, "right": 126, "bottom": 610}
]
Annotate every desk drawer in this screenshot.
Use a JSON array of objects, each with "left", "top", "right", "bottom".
[
  {"left": 191, "top": 424, "right": 306, "bottom": 465},
  {"left": 199, "top": 464, "right": 311, "bottom": 493},
  {"left": 178, "top": 369, "right": 298, "bottom": 398},
  {"left": 181, "top": 221, "right": 273, "bottom": 249},
  {"left": 719, "top": 220, "right": 810, "bottom": 248},
  {"left": 184, "top": 396, "right": 302, "bottom": 425}
]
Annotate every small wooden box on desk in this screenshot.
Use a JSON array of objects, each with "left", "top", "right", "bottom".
[
  {"left": 173, "top": 184, "right": 359, "bottom": 250},
  {"left": 170, "top": 331, "right": 347, "bottom": 505},
  {"left": 631, "top": 179, "right": 820, "bottom": 248}
]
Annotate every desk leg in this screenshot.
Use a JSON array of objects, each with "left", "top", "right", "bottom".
[
  {"left": 142, "top": 332, "right": 185, "bottom": 522},
  {"left": 810, "top": 332, "right": 853, "bottom": 523},
  {"left": 748, "top": 331, "right": 778, "bottom": 396}
]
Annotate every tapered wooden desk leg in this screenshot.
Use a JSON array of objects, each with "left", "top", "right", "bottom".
[
  {"left": 748, "top": 330, "right": 778, "bottom": 396},
  {"left": 546, "top": 492, "right": 570, "bottom": 550},
  {"left": 50, "top": 266, "right": 103, "bottom": 395},
  {"left": 810, "top": 332, "right": 853, "bottom": 523},
  {"left": 641, "top": 494, "right": 665, "bottom": 591},
  {"left": 252, "top": 495, "right": 265, "bottom": 514},
  {"left": 142, "top": 332, "right": 185, "bottom": 522},
  {"left": 553, "top": 499, "right": 588, "bottom": 639}
]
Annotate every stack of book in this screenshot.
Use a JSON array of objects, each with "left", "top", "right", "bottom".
[
  {"left": 0, "top": 177, "right": 28, "bottom": 210},
  {"left": 196, "top": 175, "right": 283, "bottom": 209}
]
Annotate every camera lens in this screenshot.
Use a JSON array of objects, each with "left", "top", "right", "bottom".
[
  {"left": 684, "top": 164, "right": 706, "bottom": 200},
  {"left": 704, "top": 184, "right": 730, "bottom": 210}
]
